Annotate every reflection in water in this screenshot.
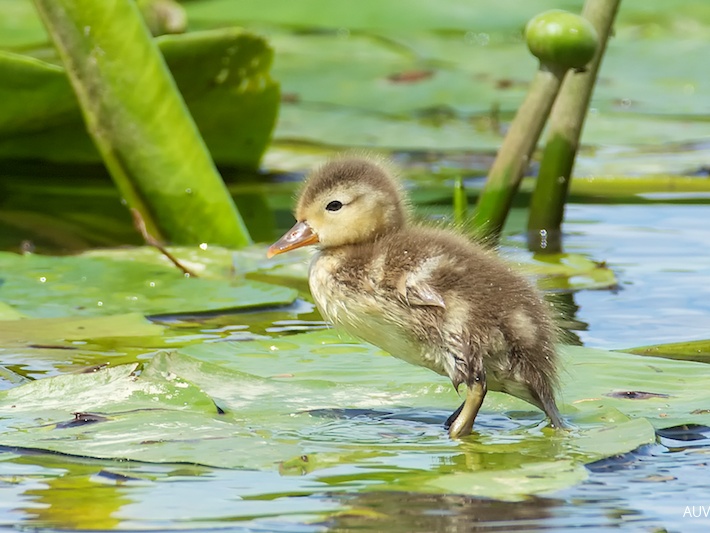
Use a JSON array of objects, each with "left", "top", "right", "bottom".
[
  {"left": 7, "top": 453, "right": 133, "bottom": 530},
  {"left": 1, "top": 429, "right": 708, "bottom": 531},
  {"left": 546, "top": 292, "right": 586, "bottom": 346},
  {"left": 325, "top": 491, "right": 557, "bottom": 532}
]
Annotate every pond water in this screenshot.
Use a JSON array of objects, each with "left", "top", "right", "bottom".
[{"left": 1, "top": 199, "right": 709, "bottom": 532}]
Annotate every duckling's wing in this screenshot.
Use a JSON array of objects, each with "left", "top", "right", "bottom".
[{"left": 396, "top": 272, "right": 446, "bottom": 308}]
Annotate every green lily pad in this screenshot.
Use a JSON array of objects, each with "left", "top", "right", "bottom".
[
  {"left": 84, "top": 245, "right": 265, "bottom": 279},
  {"left": 0, "top": 365, "right": 29, "bottom": 390},
  {"left": 189, "top": 1, "right": 710, "bottom": 166},
  {"left": 180, "top": 329, "right": 710, "bottom": 429},
  {"left": 86, "top": 244, "right": 617, "bottom": 296},
  {"left": 0, "top": 251, "right": 297, "bottom": 318},
  {"left": 0, "top": 301, "right": 24, "bottom": 320},
  {"left": 522, "top": 253, "right": 618, "bottom": 292},
  {"left": 0, "top": 346, "right": 654, "bottom": 499},
  {"left": 411, "top": 459, "right": 589, "bottom": 500},
  {"left": 622, "top": 338, "right": 710, "bottom": 364},
  {"left": 5, "top": 328, "right": 709, "bottom": 498},
  {"left": 0, "top": 313, "right": 164, "bottom": 346},
  {"left": 0, "top": 312, "right": 170, "bottom": 378}
]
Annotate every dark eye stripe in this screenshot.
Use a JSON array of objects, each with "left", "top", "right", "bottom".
[{"left": 326, "top": 200, "right": 343, "bottom": 212}]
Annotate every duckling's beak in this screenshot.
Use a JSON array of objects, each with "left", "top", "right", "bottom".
[{"left": 267, "top": 221, "right": 319, "bottom": 258}]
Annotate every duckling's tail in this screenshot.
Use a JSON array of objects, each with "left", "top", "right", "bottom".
[{"left": 529, "top": 387, "right": 566, "bottom": 429}]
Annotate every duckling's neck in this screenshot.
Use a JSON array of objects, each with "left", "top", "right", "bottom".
[{"left": 320, "top": 223, "right": 405, "bottom": 256}]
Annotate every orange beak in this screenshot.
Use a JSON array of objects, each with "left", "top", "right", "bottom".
[{"left": 267, "top": 221, "right": 319, "bottom": 258}]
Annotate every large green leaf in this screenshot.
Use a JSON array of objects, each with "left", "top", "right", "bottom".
[
  {"left": 0, "top": 28, "right": 278, "bottom": 168},
  {"left": 4, "top": 329, "right": 709, "bottom": 498},
  {"left": 31, "top": 0, "right": 252, "bottom": 247},
  {"left": 0, "top": 251, "right": 297, "bottom": 317}
]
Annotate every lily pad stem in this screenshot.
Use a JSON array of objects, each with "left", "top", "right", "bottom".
[
  {"left": 527, "top": 0, "right": 621, "bottom": 252},
  {"left": 472, "top": 64, "right": 567, "bottom": 237}
]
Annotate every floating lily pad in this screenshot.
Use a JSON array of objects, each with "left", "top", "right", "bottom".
[
  {"left": 522, "top": 253, "right": 618, "bottom": 292},
  {"left": 189, "top": 0, "right": 710, "bottom": 169},
  {"left": 622, "top": 338, "right": 710, "bottom": 364},
  {"left": 84, "top": 245, "right": 265, "bottom": 279},
  {"left": 0, "top": 348, "right": 651, "bottom": 499},
  {"left": 0, "top": 251, "right": 297, "bottom": 318},
  {"left": 0, "top": 312, "right": 168, "bottom": 379},
  {"left": 180, "top": 329, "right": 710, "bottom": 429},
  {"left": 0, "top": 365, "right": 28, "bottom": 390},
  {"left": 0, "top": 301, "right": 24, "bottom": 320},
  {"left": 5, "top": 329, "right": 709, "bottom": 498},
  {"left": 0, "top": 313, "right": 164, "bottom": 346},
  {"left": 85, "top": 244, "right": 618, "bottom": 296}
]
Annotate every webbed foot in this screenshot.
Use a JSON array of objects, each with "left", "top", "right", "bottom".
[{"left": 448, "top": 378, "right": 487, "bottom": 439}]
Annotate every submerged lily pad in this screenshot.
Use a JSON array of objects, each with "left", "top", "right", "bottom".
[
  {"left": 4, "top": 328, "right": 709, "bottom": 498},
  {"left": 0, "top": 313, "right": 168, "bottom": 379},
  {"left": 0, "top": 313, "right": 164, "bottom": 346},
  {"left": 0, "top": 251, "right": 297, "bottom": 318}
]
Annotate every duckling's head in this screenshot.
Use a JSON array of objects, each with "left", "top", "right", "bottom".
[{"left": 268, "top": 156, "right": 408, "bottom": 257}]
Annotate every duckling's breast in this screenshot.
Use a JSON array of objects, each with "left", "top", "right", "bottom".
[{"left": 309, "top": 251, "right": 456, "bottom": 379}]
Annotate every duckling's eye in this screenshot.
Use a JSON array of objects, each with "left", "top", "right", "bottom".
[{"left": 325, "top": 200, "right": 343, "bottom": 212}]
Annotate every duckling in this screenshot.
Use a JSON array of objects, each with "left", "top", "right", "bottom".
[{"left": 268, "top": 156, "right": 563, "bottom": 438}]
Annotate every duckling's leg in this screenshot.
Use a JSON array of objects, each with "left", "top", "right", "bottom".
[{"left": 448, "top": 374, "right": 487, "bottom": 439}]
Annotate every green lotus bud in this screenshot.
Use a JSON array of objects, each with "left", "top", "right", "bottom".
[{"left": 525, "top": 10, "right": 599, "bottom": 70}]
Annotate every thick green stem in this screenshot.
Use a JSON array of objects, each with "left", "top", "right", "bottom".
[
  {"left": 33, "top": 0, "right": 252, "bottom": 247},
  {"left": 452, "top": 175, "right": 467, "bottom": 227},
  {"left": 527, "top": 0, "right": 621, "bottom": 251},
  {"left": 472, "top": 65, "right": 566, "bottom": 239}
]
